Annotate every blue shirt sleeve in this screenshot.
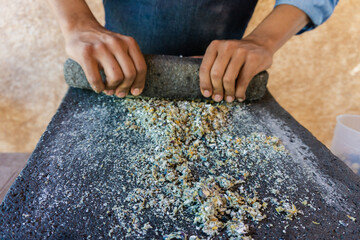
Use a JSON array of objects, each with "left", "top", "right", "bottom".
[{"left": 275, "top": 0, "right": 339, "bottom": 34}]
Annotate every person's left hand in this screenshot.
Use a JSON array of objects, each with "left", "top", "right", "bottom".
[{"left": 199, "top": 38, "right": 273, "bottom": 102}]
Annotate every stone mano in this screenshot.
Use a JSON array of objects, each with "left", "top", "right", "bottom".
[{"left": 64, "top": 55, "right": 268, "bottom": 101}]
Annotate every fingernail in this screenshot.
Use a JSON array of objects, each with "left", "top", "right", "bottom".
[
  {"left": 117, "top": 92, "right": 126, "bottom": 98},
  {"left": 214, "top": 95, "right": 222, "bottom": 102},
  {"left": 108, "top": 90, "right": 115, "bottom": 95},
  {"left": 93, "top": 87, "right": 100, "bottom": 93},
  {"left": 204, "top": 90, "right": 211, "bottom": 98},
  {"left": 132, "top": 88, "right": 140, "bottom": 96},
  {"left": 237, "top": 98, "right": 245, "bottom": 102},
  {"left": 226, "top": 96, "right": 234, "bottom": 102}
]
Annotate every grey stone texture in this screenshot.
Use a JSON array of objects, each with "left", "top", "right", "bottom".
[
  {"left": 0, "top": 153, "right": 30, "bottom": 203},
  {"left": 64, "top": 55, "right": 268, "bottom": 101},
  {"left": 0, "top": 88, "right": 359, "bottom": 239}
]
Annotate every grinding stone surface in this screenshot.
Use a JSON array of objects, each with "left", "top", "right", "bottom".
[
  {"left": 64, "top": 55, "right": 268, "bottom": 101},
  {"left": 1, "top": 88, "right": 359, "bottom": 239}
]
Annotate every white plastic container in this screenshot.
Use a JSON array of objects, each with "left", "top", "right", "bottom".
[{"left": 331, "top": 114, "right": 360, "bottom": 175}]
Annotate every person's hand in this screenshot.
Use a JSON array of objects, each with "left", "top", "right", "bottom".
[
  {"left": 65, "top": 23, "right": 147, "bottom": 97},
  {"left": 199, "top": 38, "right": 273, "bottom": 103}
]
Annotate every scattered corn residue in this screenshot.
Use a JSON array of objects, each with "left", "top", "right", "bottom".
[{"left": 110, "top": 98, "right": 306, "bottom": 239}]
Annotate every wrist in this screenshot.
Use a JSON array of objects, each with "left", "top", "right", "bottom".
[
  {"left": 61, "top": 13, "right": 102, "bottom": 39},
  {"left": 242, "top": 34, "right": 277, "bottom": 55}
]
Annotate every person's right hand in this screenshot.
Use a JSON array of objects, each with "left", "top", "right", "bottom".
[{"left": 64, "top": 23, "right": 147, "bottom": 97}]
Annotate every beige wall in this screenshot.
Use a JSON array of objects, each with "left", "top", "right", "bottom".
[{"left": 0, "top": 0, "right": 359, "bottom": 152}]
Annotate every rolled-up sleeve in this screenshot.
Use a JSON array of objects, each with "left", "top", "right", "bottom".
[{"left": 275, "top": 0, "right": 339, "bottom": 34}]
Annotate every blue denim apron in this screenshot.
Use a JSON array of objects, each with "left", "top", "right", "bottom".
[{"left": 104, "top": 0, "right": 258, "bottom": 56}]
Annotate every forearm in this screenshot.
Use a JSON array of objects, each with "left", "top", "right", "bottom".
[
  {"left": 245, "top": 4, "right": 310, "bottom": 54},
  {"left": 46, "top": 0, "right": 101, "bottom": 37}
]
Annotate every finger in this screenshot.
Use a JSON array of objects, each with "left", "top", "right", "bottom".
[
  {"left": 222, "top": 51, "right": 246, "bottom": 102},
  {"left": 94, "top": 44, "right": 124, "bottom": 90},
  {"left": 199, "top": 44, "right": 217, "bottom": 98},
  {"left": 113, "top": 51, "right": 137, "bottom": 98},
  {"left": 222, "top": 60, "right": 241, "bottom": 103},
  {"left": 127, "top": 41, "right": 147, "bottom": 96},
  {"left": 210, "top": 52, "right": 232, "bottom": 102},
  {"left": 235, "top": 62, "right": 257, "bottom": 102},
  {"left": 80, "top": 57, "right": 105, "bottom": 93}
]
